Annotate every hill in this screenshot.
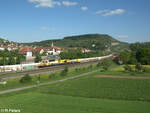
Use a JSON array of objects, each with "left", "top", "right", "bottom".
[
  {"left": 0, "top": 37, "right": 5, "bottom": 43},
  {"left": 0, "top": 37, "right": 17, "bottom": 46},
  {"left": 22, "top": 34, "right": 129, "bottom": 52}
]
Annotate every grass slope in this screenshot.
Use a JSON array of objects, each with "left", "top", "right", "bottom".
[
  {"left": 35, "top": 72, "right": 150, "bottom": 101},
  {"left": 100, "top": 65, "right": 150, "bottom": 76},
  {"left": 0, "top": 65, "right": 99, "bottom": 91},
  {"left": 0, "top": 65, "right": 150, "bottom": 113},
  {"left": 0, "top": 92, "right": 150, "bottom": 113}
]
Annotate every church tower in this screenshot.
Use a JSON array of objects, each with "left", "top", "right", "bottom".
[{"left": 51, "top": 42, "right": 54, "bottom": 47}]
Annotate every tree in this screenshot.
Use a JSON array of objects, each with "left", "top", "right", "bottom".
[
  {"left": 118, "top": 50, "right": 131, "bottom": 64},
  {"left": 123, "top": 65, "right": 133, "bottom": 72},
  {"left": 60, "top": 48, "right": 102, "bottom": 59},
  {"left": 130, "top": 42, "right": 150, "bottom": 51},
  {"left": 49, "top": 73, "right": 56, "bottom": 79},
  {"left": 35, "top": 56, "right": 42, "bottom": 63},
  {"left": 136, "top": 48, "right": 150, "bottom": 65},
  {"left": 128, "top": 57, "right": 137, "bottom": 64},
  {"left": 3, "top": 49, "right": 9, "bottom": 57},
  {"left": 96, "top": 62, "right": 101, "bottom": 67},
  {"left": 0, "top": 57, "right": 8, "bottom": 66},
  {"left": 98, "top": 59, "right": 113, "bottom": 71},
  {"left": 135, "top": 63, "right": 143, "bottom": 72},
  {"left": 20, "top": 74, "right": 32, "bottom": 83},
  {"left": 8, "top": 56, "right": 15, "bottom": 65},
  {"left": 16, "top": 56, "right": 21, "bottom": 64},
  {"left": 130, "top": 42, "right": 142, "bottom": 51},
  {"left": 16, "top": 55, "right": 25, "bottom": 64},
  {"left": 11, "top": 49, "right": 19, "bottom": 57},
  {"left": 128, "top": 51, "right": 137, "bottom": 64},
  {"left": 60, "top": 66, "right": 68, "bottom": 76},
  {"left": 64, "top": 66, "right": 68, "bottom": 73}
]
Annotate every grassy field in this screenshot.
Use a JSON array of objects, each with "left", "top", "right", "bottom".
[
  {"left": 0, "top": 64, "right": 150, "bottom": 113},
  {"left": 0, "top": 65, "right": 98, "bottom": 91},
  {"left": 1, "top": 64, "right": 149, "bottom": 91},
  {"left": 33, "top": 72, "right": 150, "bottom": 101},
  {"left": 98, "top": 65, "right": 150, "bottom": 76},
  {"left": 111, "top": 65, "right": 150, "bottom": 71},
  {"left": 0, "top": 92, "right": 150, "bottom": 113}
]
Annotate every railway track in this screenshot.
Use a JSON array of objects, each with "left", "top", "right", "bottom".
[{"left": 0, "top": 60, "right": 100, "bottom": 80}]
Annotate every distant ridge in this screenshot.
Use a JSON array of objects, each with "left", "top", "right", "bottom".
[
  {"left": 0, "top": 37, "right": 6, "bottom": 44},
  {"left": 22, "top": 34, "right": 129, "bottom": 52},
  {"left": 64, "top": 34, "right": 117, "bottom": 41},
  {"left": 0, "top": 37, "right": 5, "bottom": 41}
]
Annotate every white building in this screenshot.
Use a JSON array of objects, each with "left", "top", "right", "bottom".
[
  {"left": 44, "top": 42, "right": 62, "bottom": 55},
  {"left": 0, "top": 46, "right": 18, "bottom": 51}
]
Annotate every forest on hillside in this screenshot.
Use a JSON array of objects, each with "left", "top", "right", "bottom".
[{"left": 22, "top": 34, "right": 129, "bottom": 52}]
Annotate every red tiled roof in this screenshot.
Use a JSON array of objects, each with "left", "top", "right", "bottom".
[
  {"left": 43, "top": 46, "right": 61, "bottom": 51},
  {"left": 51, "top": 46, "right": 61, "bottom": 50},
  {"left": 34, "top": 47, "right": 43, "bottom": 52},
  {"left": 0, "top": 46, "right": 18, "bottom": 50},
  {"left": 0, "top": 46, "right": 8, "bottom": 49},
  {"left": 19, "top": 47, "right": 33, "bottom": 55},
  {"left": 43, "top": 47, "right": 52, "bottom": 51}
]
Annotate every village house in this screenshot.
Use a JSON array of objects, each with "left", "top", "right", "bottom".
[
  {"left": 81, "top": 48, "right": 92, "bottom": 53},
  {"left": 0, "top": 46, "right": 7, "bottom": 51},
  {"left": 18, "top": 43, "right": 62, "bottom": 57},
  {"left": 34, "top": 47, "right": 45, "bottom": 55},
  {"left": 18, "top": 46, "right": 33, "bottom": 57},
  {"left": 43, "top": 42, "right": 62, "bottom": 55},
  {"left": 0, "top": 46, "right": 18, "bottom": 51}
]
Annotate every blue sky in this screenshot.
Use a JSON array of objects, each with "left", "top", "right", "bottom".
[{"left": 0, "top": 0, "right": 150, "bottom": 43}]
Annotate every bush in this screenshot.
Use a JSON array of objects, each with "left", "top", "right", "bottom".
[
  {"left": 64, "top": 66, "right": 68, "bottom": 73},
  {"left": 82, "top": 67, "right": 86, "bottom": 70},
  {"left": 35, "top": 56, "right": 42, "bottom": 63},
  {"left": 97, "top": 62, "right": 101, "bottom": 67},
  {"left": 97, "top": 59, "right": 113, "bottom": 71},
  {"left": 143, "top": 67, "right": 150, "bottom": 72},
  {"left": 123, "top": 65, "right": 133, "bottom": 72},
  {"left": 60, "top": 66, "right": 68, "bottom": 77},
  {"left": 75, "top": 68, "right": 79, "bottom": 72},
  {"left": 135, "top": 63, "right": 143, "bottom": 72},
  {"left": 20, "top": 74, "right": 32, "bottom": 83},
  {"left": 49, "top": 73, "right": 56, "bottom": 79},
  {"left": 102, "top": 65, "right": 109, "bottom": 71}
]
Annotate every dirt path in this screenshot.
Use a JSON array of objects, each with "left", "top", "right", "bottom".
[
  {"left": 0, "top": 70, "right": 99, "bottom": 95},
  {"left": 95, "top": 75, "right": 150, "bottom": 79}
]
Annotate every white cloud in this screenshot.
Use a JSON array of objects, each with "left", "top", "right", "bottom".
[
  {"left": 62, "top": 1, "right": 78, "bottom": 6},
  {"left": 96, "top": 10, "right": 108, "bottom": 14},
  {"left": 28, "top": 0, "right": 78, "bottom": 8},
  {"left": 96, "top": 9, "right": 125, "bottom": 16},
  {"left": 118, "top": 35, "right": 129, "bottom": 38},
  {"left": 103, "top": 9, "right": 125, "bottom": 16},
  {"left": 28, "top": 0, "right": 61, "bottom": 8},
  {"left": 81, "top": 6, "right": 88, "bottom": 11}
]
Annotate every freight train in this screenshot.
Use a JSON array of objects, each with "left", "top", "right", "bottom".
[
  {"left": 0, "top": 54, "right": 113, "bottom": 71},
  {"left": 39, "top": 54, "right": 113, "bottom": 67},
  {"left": 39, "top": 59, "right": 81, "bottom": 67}
]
